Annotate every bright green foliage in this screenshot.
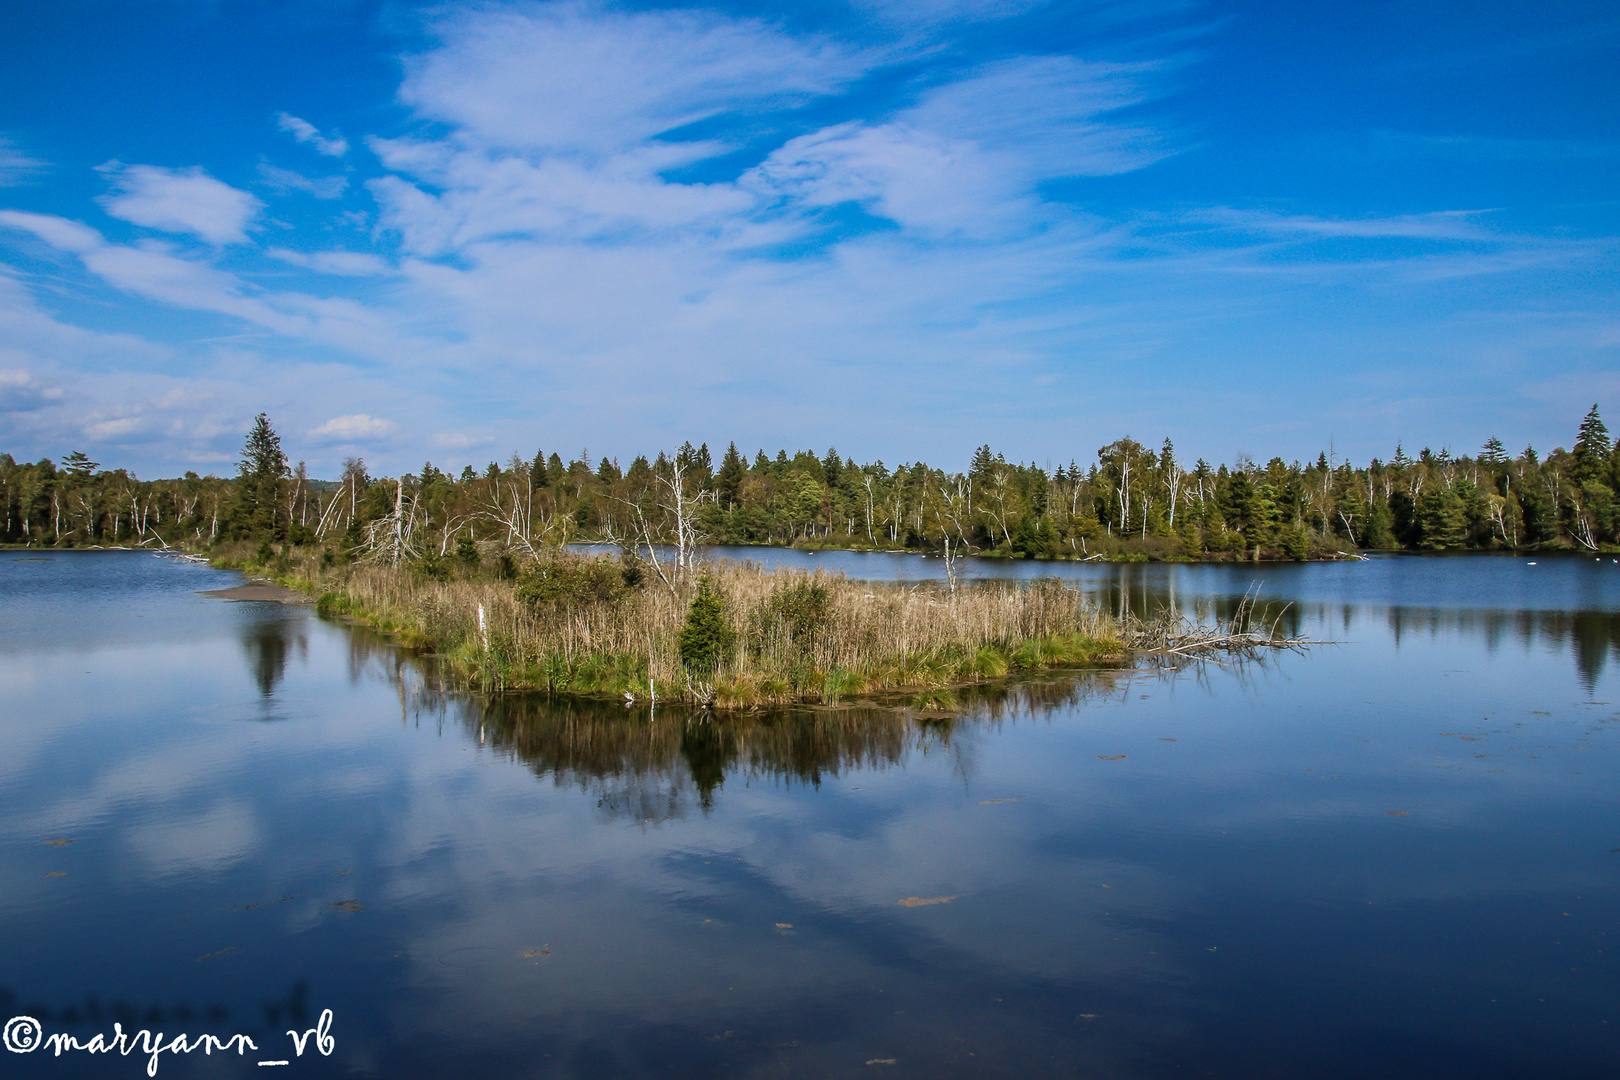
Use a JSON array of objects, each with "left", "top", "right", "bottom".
[
  {"left": 1277, "top": 525, "right": 1309, "bottom": 560},
  {"left": 678, "top": 577, "right": 735, "bottom": 673}
]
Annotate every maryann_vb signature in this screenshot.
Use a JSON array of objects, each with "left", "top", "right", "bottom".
[{"left": 3, "top": 1007, "right": 334, "bottom": 1075}]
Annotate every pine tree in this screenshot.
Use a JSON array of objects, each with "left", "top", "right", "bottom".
[
  {"left": 61, "top": 450, "right": 99, "bottom": 480},
  {"left": 822, "top": 447, "right": 842, "bottom": 482},
  {"left": 1479, "top": 437, "right": 1507, "bottom": 467},
  {"left": 233, "top": 413, "right": 288, "bottom": 540},
  {"left": 716, "top": 442, "right": 746, "bottom": 509},
  {"left": 695, "top": 442, "right": 713, "bottom": 487},
  {"left": 969, "top": 444, "right": 995, "bottom": 484},
  {"left": 677, "top": 577, "right": 734, "bottom": 674},
  {"left": 1571, "top": 404, "right": 1612, "bottom": 487}
]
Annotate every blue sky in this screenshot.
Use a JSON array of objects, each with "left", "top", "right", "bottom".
[{"left": 0, "top": 0, "right": 1615, "bottom": 478}]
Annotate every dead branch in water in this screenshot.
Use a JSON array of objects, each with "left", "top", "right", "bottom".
[{"left": 1122, "top": 590, "right": 1325, "bottom": 662}]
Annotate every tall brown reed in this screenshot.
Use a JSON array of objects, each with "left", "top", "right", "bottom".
[{"left": 236, "top": 545, "right": 1125, "bottom": 706}]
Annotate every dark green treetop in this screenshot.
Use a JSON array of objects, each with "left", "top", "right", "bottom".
[{"left": 1572, "top": 404, "right": 1612, "bottom": 486}]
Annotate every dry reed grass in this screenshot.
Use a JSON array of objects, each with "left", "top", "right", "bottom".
[{"left": 235, "top": 545, "right": 1126, "bottom": 706}]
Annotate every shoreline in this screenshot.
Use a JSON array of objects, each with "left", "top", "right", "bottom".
[{"left": 9, "top": 537, "right": 1615, "bottom": 560}]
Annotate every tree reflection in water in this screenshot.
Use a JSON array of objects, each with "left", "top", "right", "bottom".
[
  {"left": 235, "top": 605, "right": 307, "bottom": 702},
  {"left": 444, "top": 671, "right": 1125, "bottom": 820}
]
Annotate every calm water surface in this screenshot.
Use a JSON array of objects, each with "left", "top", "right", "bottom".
[{"left": 2, "top": 550, "right": 1618, "bottom": 1078}]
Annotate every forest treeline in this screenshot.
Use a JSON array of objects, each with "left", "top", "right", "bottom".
[{"left": 3, "top": 405, "right": 1618, "bottom": 560}]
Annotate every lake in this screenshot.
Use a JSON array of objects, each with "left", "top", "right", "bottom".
[{"left": 2, "top": 549, "right": 1617, "bottom": 1078}]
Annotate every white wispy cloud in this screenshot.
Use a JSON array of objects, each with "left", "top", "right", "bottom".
[
  {"left": 0, "top": 209, "right": 103, "bottom": 253},
  {"left": 1188, "top": 207, "right": 1499, "bottom": 242},
  {"left": 257, "top": 162, "right": 348, "bottom": 199},
  {"left": 854, "top": 0, "right": 1050, "bottom": 29},
  {"left": 268, "top": 248, "right": 393, "bottom": 276},
  {"left": 0, "top": 136, "right": 45, "bottom": 186},
  {"left": 399, "top": 2, "right": 868, "bottom": 157},
  {"left": 433, "top": 431, "right": 495, "bottom": 451},
  {"left": 0, "top": 210, "right": 412, "bottom": 358},
  {"left": 309, "top": 414, "right": 397, "bottom": 442},
  {"left": 96, "top": 163, "right": 263, "bottom": 245},
  {"left": 275, "top": 112, "right": 349, "bottom": 157},
  {"left": 0, "top": 368, "right": 66, "bottom": 413},
  {"left": 743, "top": 57, "right": 1167, "bottom": 236}
]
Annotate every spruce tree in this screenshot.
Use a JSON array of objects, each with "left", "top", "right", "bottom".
[
  {"left": 1572, "top": 404, "right": 1612, "bottom": 487},
  {"left": 234, "top": 413, "right": 288, "bottom": 540},
  {"left": 969, "top": 444, "right": 995, "bottom": 484},
  {"left": 677, "top": 577, "right": 734, "bottom": 674},
  {"left": 716, "top": 442, "right": 746, "bottom": 509}
]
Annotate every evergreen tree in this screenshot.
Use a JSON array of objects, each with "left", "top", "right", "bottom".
[
  {"left": 695, "top": 442, "right": 713, "bottom": 486},
  {"left": 716, "top": 442, "right": 746, "bottom": 509},
  {"left": 677, "top": 577, "right": 734, "bottom": 674},
  {"left": 233, "top": 413, "right": 288, "bottom": 540},
  {"left": 969, "top": 444, "right": 995, "bottom": 485},
  {"left": 1479, "top": 437, "right": 1508, "bottom": 467},
  {"left": 61, "top": 450, "right": 99, "bottom": 480},
  {"left": 822, "top": 447, "right": 842, "bottom": 483},
  {"left": 1417, "top": 488, "right": 1467, "bottom": 549},
  {"left": 1571, "top": 404, "right": 1612, "bottom": 487}
]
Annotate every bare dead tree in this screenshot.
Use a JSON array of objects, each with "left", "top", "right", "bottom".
[
  {"left": 601, "top": 456, "right": 713, "bottom": 592},
  {"left": 926, "top": 475, "right": 973, "bottom": 597}
]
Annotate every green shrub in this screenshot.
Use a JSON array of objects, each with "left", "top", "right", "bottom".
[
  {"left": 455, "top": 536, "right": 481, "bottom": 571},
  {"left": 678, "top": 577, "right": 735, "bottom": 674},
  {"left": 759, "top": 579, "right": 830, "bottom": 654},
  {"left": 516, "top": 554, "right": 638, "bottom": 614},
  {"left": 619, "top": 554, "right": 647, "bottom": 589}
]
